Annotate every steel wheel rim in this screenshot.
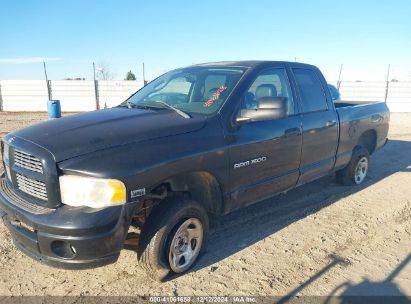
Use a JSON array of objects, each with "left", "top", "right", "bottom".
[
  {"left": 168, "top": 218, "right": 203, "bottom": 273},
  {"left": 354, "top": 156, "right": 368, "bottom": 184}
]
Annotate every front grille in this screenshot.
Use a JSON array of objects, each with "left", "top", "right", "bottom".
[
  {"left": 16, "top": 173, "right": 48, "bottom": 201},
  {"left": 14, "top": 149, "right": 43, "bottom": 173},
  {"left": 0, "top": 178, "right": 53, "bottom": 214}
]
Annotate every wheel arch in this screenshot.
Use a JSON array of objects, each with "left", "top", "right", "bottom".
[
  {"left": 357, "top": 129, "right": 377, "bottom": 154},
  {"left": 153, "top": 171, "right": 224, "bottom": 215}
]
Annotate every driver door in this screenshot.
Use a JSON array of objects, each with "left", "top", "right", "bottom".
[{"left": 228, "top": 68, "right": 302, "bottom": 208}]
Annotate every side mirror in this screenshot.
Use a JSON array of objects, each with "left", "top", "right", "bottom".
[
  {"left": 236, "top": 97, "right": 287, "bottom": 124},
  {"left": 327, "top": 84, "right": 341, "bottom": 101}
]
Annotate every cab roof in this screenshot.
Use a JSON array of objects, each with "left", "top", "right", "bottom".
[{"left": 190, "top": 60, "right": 316, "bottom": 69}]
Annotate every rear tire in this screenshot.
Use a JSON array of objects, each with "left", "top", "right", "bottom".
[
  {"left": 336, "top": 146, "right": 370, "bottom": 186},
  {"left": 138, "top": 198, "right": 209, "bottom": 282}
]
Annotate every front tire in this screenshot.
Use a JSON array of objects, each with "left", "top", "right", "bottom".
[
  {"left": 138, "top": 198, "right": 209, "bottom": 281},
  {"left": 336, "top": 146, "right": 370, "bottom": 185}
]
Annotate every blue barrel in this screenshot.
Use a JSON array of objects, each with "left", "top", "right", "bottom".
[{"left": 47, "top": 100, "right": 61, "bottom": 119}]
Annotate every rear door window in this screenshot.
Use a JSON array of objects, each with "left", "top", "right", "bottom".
[{"left": 293, "top": 69, "right": 328, "bottom": 113}]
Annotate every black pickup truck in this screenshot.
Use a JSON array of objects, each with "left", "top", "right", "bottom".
[{"left": 0, "top": 61, "right": 389, "bottom": 281}]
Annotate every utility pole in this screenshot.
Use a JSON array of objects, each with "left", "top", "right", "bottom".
[
  {"left": 0, "top": 82, "right": 3, "bottom": 111},
  {"left": 384, "top": 64, "right": 391, "bottom": 103},
  {"left": 43, "top": 61, "right": 52, "bottom": 100},
  {"left": 385, "top": 64, "right": 391, "bottom": 82},
  {"left": 337, "top": 64, "right": 343, "bottom": 91},
  {"left": 142, "top": 62, "right": 147, "bottom": 86},
  {"left": 93, "top": 62, "right": 100, "bottom": 110}
]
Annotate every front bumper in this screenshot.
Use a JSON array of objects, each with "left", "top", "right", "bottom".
[{"left": 0, "top": 175, "right": 141, "bottom": 269}]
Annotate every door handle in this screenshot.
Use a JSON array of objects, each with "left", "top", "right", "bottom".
[{"left": 326, "top": 120, "right": 337, "bottom": 127}]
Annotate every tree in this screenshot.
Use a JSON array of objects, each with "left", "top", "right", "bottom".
[
  {"left": 96, "top": 61, "right": 115, "bottom": 80},
  {"left": 125, "top": 70, "right": 136, "bottom": 80},
  {"left": 65, "top": 77, "right": 85, "bottom": 80}
]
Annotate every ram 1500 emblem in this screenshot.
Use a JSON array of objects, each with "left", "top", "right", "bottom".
[{"left": 234, "top": 156, "right": 267, "bottom": 169}]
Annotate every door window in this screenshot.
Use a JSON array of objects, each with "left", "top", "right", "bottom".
[
  {"left": 293, "top": 69, "right": 328, "bottom": 113},
  {"left": 244, "top": 68, "right": 294, "bottom": 115}
]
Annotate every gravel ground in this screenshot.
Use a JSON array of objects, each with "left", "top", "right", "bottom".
[{"left": 0, "top": 111, "right": 410, "bottom": 298}]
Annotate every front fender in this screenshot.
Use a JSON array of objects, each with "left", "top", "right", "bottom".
[{"left": 58, "top": 116, "right": 229, "bottom": 203}]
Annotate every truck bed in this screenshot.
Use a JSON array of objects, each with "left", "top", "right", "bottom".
[
  {"left": 333, "top": 101, "right": 390, "bottom": 170},
  {"left": 334, "top": 100, "right": 383, "bottom": 108}
]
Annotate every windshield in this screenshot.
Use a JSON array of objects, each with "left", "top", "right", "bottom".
[{"left": 121, "top": 67, "right": 246, "bottom": 115}]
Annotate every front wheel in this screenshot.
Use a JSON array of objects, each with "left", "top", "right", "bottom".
[
  {"left": 168, "top": 217, "right": 204, "bottom": 273},
  {"left": 138, "top": 198, "right": 208, "bottom": 281},
  {"left": 336, "top": 146, "right": 370, "bottom": 185}
]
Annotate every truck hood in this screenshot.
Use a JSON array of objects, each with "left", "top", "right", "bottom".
[{"left": 12, "top": 107, "right": 207, "bottom": 162}]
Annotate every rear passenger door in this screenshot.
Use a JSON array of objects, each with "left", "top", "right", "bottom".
[{"left": 291, "top": 68, "right": 339, "bottom": 184}]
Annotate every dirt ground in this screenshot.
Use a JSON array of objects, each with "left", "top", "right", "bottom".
[{"left": 0, "top": 112, "right": 410, "bottom": 299}]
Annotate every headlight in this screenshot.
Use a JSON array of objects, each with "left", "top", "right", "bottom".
[{"left": 59, "top": 175, "right": 126, "bottom": 208}]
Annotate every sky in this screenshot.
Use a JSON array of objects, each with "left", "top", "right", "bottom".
[{"left": 0, "top": 0, "right": 410, "bottom": 81}]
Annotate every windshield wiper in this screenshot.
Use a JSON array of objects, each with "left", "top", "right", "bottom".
[
  {"left": 118, "top": 101, "right": 136, "bottom": 108},
  {"left": 127, "top": 100, "right": 136, "bottom": 109},
  {"left": 143, "top": 101, "right": 191, "bottom": 119},
  {"left": 122, "top": 101, "right": 154, "bottom": 110}
]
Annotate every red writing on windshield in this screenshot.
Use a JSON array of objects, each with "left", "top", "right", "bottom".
[{"left": 203, "top": 85, "right": 227, "bottom": 108}]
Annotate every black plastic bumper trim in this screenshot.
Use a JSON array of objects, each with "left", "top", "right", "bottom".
[{"left": 13, "top": 237, "right": 119, "bottom": 270}]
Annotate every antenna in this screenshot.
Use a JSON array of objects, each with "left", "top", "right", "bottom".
[
  {"left": 337, "top": 64, "right": 343, "bottom": 90},
  {"left": 384, "top": 64, "right": 391, "bottom": 103},
  {"left": 386, "top": 64, "right": 391, "bottom": 82}
]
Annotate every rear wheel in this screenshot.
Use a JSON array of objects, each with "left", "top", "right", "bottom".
[
  {"left": 353, "top": 157, "right": 368, "bottom": 184},
  {"left": 138, "top": 198, "right": 208, "bottom": 281},
  {"left": 336, "top": 146, "right": 370, "bottom": 185}
]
